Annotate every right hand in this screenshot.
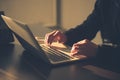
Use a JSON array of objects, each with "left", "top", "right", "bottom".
[
  {"left": 70, "top": 39, "right": 98, "bottom": 58},
  {"left": 44, "top": 30, "right": 67, "bottom": 45}
]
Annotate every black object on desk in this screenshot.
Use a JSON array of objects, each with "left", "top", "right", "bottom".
[{"left": 0, "top": 11, "right": 14, "bottom": 45}]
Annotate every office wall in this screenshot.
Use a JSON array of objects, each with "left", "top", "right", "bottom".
[
  {"left": 60, "top": 0, "right": 102, "bottom": 44},
  {"left": 61, "top": 0, "right": 95, "bottom": 29},
  {"left": 0, "top": 0, "right": 101, "bottom": 44},
  {"left": 0, "top": 0, "right": 56, "bottom": 27},
  {"left": 0, "top": 0, "right": 96, "bottom": 28}
]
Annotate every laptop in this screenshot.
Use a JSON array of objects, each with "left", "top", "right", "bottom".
[{"left": 1, "top": 15, "right": 87, "bottom": 65}]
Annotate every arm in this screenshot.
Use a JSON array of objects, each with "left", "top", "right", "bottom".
[
  {"left": 64, "top": 0, "right": 102, "bottom": 46},
  {"left": 70, "top": 39, "right": 120, "bottom": 66},
  {"left": 44, "top": 0, "right": 102, "bottom": 46}
]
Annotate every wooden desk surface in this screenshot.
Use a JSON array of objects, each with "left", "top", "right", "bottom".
[{"left": 0, "top": 26, "right": 120, "bottom": 80}]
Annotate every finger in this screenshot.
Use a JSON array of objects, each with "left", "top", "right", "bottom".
[
  {"left": 44, "top": 30, "right": 57, "bottom": 45},
  {"left": 73, "top": 40, "right": 89, "bottom": 50},
  {"left": 50, "top": 30, "right": 63, "bottom": 43},
  {"left": 77, "top": 39, "right": 89, "bottom": 44},
  {"left": 52, "top": 30, "right": 61, "bottom": 42},
  {"left": 53, "top": 30, "right": 59, "bottom": 36},
  {"left": 52, "top": 30, "right": 66, "bottom": 43},
  {"left": 72, "top": 43, "right": 81, "bottom": 50},
  {"left": 71, "top": 54, "right": 87, "bottom": 59},
  {"left": 71, "top": 46, "right": 80, "bottom": 55}
]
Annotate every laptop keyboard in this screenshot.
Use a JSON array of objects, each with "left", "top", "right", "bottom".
[{"left": 41, "top": 45, "right": 73, "bottom": 62}]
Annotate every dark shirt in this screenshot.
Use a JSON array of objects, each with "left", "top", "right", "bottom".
[{"left": 64, "top": 0, "right": 120, "bottom": 66}]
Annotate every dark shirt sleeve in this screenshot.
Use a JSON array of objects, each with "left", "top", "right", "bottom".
[
  {"left": 64, "top": 0, "right": 102, "bottom": 46},
  {"left": 97, "top": 44, "right": 120, "bottom": 66},
  {"left": 64, "top": 0, "right": 120, "bottom": 66}
]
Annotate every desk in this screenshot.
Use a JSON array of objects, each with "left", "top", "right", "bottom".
[{"left": 0, "top": 26, "right": 120, "bottom": 80}]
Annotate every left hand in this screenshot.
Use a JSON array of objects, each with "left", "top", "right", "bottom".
[{"left": 71, "top": 39, "right": 98, "bottom": 58}]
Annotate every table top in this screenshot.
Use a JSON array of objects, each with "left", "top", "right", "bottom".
[{"left": 0, "top": 26, "right": 120, "bottom": 80}]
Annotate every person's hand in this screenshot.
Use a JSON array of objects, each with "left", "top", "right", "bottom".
[
  {"left": 71, "top": 39, "right": 98, "bottom": 58},
  {"left": 44, "top": 30, "right": 67, "bottom": 45}
]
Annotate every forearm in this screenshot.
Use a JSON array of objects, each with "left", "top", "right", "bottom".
[
  {"left": 64, "top": 0, "right": 102, "bottom": 46},
  {"left": 64, "top": 17, "right": 100, "bottom": 46}
]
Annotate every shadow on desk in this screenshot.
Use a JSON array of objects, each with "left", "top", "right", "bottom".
[
  {"left": 19, "top": 50, "right": 120, "bottom": 80},
  {"left": 0, "top": 44, "right": 46, "bottom": 80},
  {"left": 0, "top": 44, "right": 15, "bottom": 69}
]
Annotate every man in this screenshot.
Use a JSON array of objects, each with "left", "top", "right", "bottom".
[{"left": 44, "top": 0, "right": 120, "bottom": 66}]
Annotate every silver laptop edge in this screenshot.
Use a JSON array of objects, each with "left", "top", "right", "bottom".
[{"left": 1, "top": 15, "right": 51, "bottom": 63}]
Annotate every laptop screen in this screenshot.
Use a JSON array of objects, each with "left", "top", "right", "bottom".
[
  {"left": 1, "top": 15, "right": 41, "bottom": 50},
  {"left": 1, "top": 15, "right": 51, "bottom": 63}
]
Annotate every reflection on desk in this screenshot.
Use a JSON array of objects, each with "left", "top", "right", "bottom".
[{"left": 21, "top": 49, "right": 120, "bottom": 80}]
